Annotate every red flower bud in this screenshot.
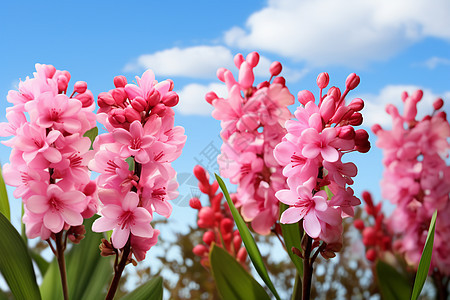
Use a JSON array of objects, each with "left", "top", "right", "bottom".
[
  {"left": 147, "top": 90, "right": 161, "bottom": 107},
  {"left": 273, "top": 76, "right": 286, "bottom": 87},
  {"left": 124, "top": 106, "right": 141, "bottom": 123},
  {"left": 353, "top": 219, "right": 365, "bottom": 230},
  {"left": 348, "top": 98, "right": 364, "bottom": 111},
  {"left": 74, "top": 81, "right": 87, "bottom": 94},
  {"left": 257, "top": 81, "right": 270, "bottom": 89},
  {"left": 75, "top": 90, "right": 94, "bottom": 107},
  {"left": 203, "top": 231, "right": 216, "bottom": 245},
  {"left": 298, "top": 90, "right": 315, "bottom": 106},
  {"left": 316, "top": 72, "right": 329, "bottom": 89},
  {"left": 234, "top": 53, "right": 245, "bottom": 68},
  {"left": 205, "top": 91, "right": 219, "bottom": 104},
  {"left": 111, "top": 88, "right": 127, "bottom": 105},
  {"left": 162, "top": 91, "right": 179, "bottom": 107},
  {"left": 433, "top": 98, "right": 444, "bottom": 110},
  {"left": 269, "top": 61, "right": 282, "bottom": 77},
  {"left": 246, "top": 51, "right": 259, "bottom": 68},
  {"left": 98, "top": 92, "right": 115, "bottom": 107},
  {"left": 345, "top": 73, "right": 360, "bottom": 90},
  {"left": 131, "top": 96, "right": 147, "bottom": 112},
  {"left": 189, "top": 197, "right": 202, "bottom": 210},
  {"left": 193, "top": 244, "right": 209, "bottom": 257},
  {"left": 113, "top": 75, "right": 127, "bottom": 88}
]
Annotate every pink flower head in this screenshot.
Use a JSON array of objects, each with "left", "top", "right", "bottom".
[
  {"left": 92, "top": 191, "right": 154, "bottom": 249},
  {"left": 113, "top": 120, "right": 155, "bottom": 163},
  {"left": 26, "top": 184, "right": 86, "bottom": 233}
]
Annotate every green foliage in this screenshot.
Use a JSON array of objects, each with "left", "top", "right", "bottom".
[
  {"left": 215, "top": 174, "right": 281, "bottom": 300},
  {"left": 411, "top": 210, "right": 437, "bottom": 300},
  {"left": 376, "top": 260, "right": 411, "bottom": 300},
  {"left": 280, "top": 203, "right": 303, "bottom": 277},
  {"left": 0, "top": 212, "right": 41, "bottom": 300},
  {"left": 0, "top": 165, "right": 10, "bottom": 221},
  {"left": 210, "top": 244, "right": 270, "bottom": 300},
  {"left": 122, "top": 276, "right": 164, "bottom": 300},
  {"left": 83, "top": 126, "right": 98, "bottom": 150},
  {"left": 40, "top": 216, "right": 114, "bottom": 300}
]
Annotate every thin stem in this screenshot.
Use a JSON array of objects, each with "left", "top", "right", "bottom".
[
  {"left": 105, "top": 239, "right": 131, "bottom": 300},
  {"left": 302, "top": 235, "right": 313, "bottom": 300},
  {"left": 291, "top": 271, "right": 302, "bottom": 300},
  {"left": 55, "top": 231, "right": 69, "bottom": 300}
]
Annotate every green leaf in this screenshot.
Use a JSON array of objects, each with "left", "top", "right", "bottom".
[
  {"left": 376, "top": 260, "right": 411, "bottom": 300},
  {"left": 29, "top": 250, "right": 50, "bottom": 277},
  {"left": 0, "top": 165, "right": 10, "bottom": 221},
  {"left": 0, "top": 212, "right": 41, "bottom": 300},
  {"left": 121, "top": 276, "right": 164, "bottom": 300},
  {"left": 215, "top": 174, "right": 281, "bottom": 300},
  {"left": 40, "top": 216, "right": 114, "bottom": 300},
  {"left": 279, "top": 203, "right": 303, "bottom": 277},
  {"left": 83, "top": 126, "right": 98, "bottom": 150},
  {"left": 210, "top": 244, "right": 270, "bottom": 300},
  {"left": 411, "top": 210, "right": 437, "bottom": 300},
  {"left": 125, "top": 157, "right": 135, "bottom": 172}
]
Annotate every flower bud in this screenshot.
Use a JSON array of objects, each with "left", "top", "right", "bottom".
[
  {"left": 328, "top": 86, "right": 341, "bottom": 101},
  {"left": 41, "top": 64, "right": 56, "bottom": 78},
  {"left": 162, "top": 91, "right": 179, "bottom": 107},
  {"left": 365, "top": 249, "right": 377, "bottom": 262},
  {"left": 401, "top": 91, "right": 408, "bottom": 102},
  {"left": 151, "top": 103, "right": 166, "bottom": 116},
  {"left": 273, "top": 76, "right": 286, "bottom": 87},
  {"left": 319, "top": 95, "right": 336, "bottom": 121},
  {"left": 147, "top": 89, "right": 161, "bottom": 107},
  {"left": 433, "top": 98, "right": 444, "bottom": 110},
  {"left": 131, "top": 96, "right": 147, "bottom": 112},
  {"left": 233, "top": 235, "right": 242, "bottom": 250},
  {"left": 124, "top": 106, "right": 141, "bottom": 123},
  {"left": 113, "top": 75, "right": 127, "bottom": 88},
  {"left": 348, "top": 98, "right": 364, "bottom": 111},
  {"left": 353, "top": 219, "right": 365, "bottom": 230},
  {"left": 217, "top": 68, "right": 226, "bottom": 82},
  {"left": 198, "top": 207, "right": 215, "bottom": 228},
  {"left": 246, "top": 51, "right": 259, "bottom": 68},
  {"left": 257, "top": 81, "right": 270, "bottom": 89},
  {"left": 61, "top": 70, "right": 71, "bottom": 82},
  {"left": 57, "top": 75, "right": 69, "bottom": 93},
  {"left": 316, "top": 72, "right": 329, "bottom": 89},
  {"left": 75, "top": 90, "right": 94, "bottom": 107},
  {"left": 203, "top": 231, "right": 216, "bottom": 245},
  {"left": 362, "top": 227, "right": 377, "bottom": 246},
  {"left": 345, "top": 73, "right": 360, "bottom": 90},
  {"left": 193, "top": 165, "right": 209, "bottom": 184},
  {"left": 269, "top": 61, "right": 282, "bottom": 77},
  {"left": 330, "top": 106, "right": 352, "bottom": 124},
  {"left": 220, "top": 218, "right": 234, "bottom": 234},
  {"left": 237, "top": 247, "right": 247, "bottom": 263},
  {"left": 412, "top": 89, "right": 423, "bottom": 102},
  {"left": 238, "top": 61, "right": 254, "bottom": 89},
  {"left": 234, "top": 53, "right": 245, "bottom": 68},
  {"left": 338, "top": 125, "right": 355, "bottom": 140},
  {"left": 74, "top": 81, "right": 87, "bottom": 94},
  {"left": 205, "top": 91, "right": 219, "bottom": 104},
  {"left": 189, "top": 197, "right": 202, "bottom": 210},
  {"left": 371, "top": 124, "right": 382, "bottom": 134},
  {"left": 355, "top": 129, "right": 370, "bottom": 153},
  {"left": 111, "top": 108, "right": 126, "bottom": 123},
  {"left": 167, "top": 79, "right": 174, "bottom": 91},
  {"left": 349, "top": 112, "right": 363, "bottom": 126},
  {"left": 111, "top": 88, "right": 127, "bottom": 105},
  {"left": 193, "top": 244, "right": 209, "bottom": 257},
  {"left": 98, "top": 92, "right": 115, "bottom": 107},
  {"left": 298, "top": 90, "right": 315, "bottom": 106}
]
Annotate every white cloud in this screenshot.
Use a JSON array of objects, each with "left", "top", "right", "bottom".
[
  {"left": 175, "top": 83, "right": 227, "bottom": 116},
  {"left": 124, "top": 45, "right": 308, "bottom": 82},
  {"left": 420, "top": 56, "right": 450, "bottom": 69},
  {"left": 124, "top": 46, "right": 234, "bottom": 78},
  {"left": 224, "top": 0, "right": 450, "bottom": 67},
  {"left": 358, "top": 85, "right": 450, "bottom": 128}
]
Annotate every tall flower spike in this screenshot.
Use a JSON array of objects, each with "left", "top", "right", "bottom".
[{"left": 207, "top": 52, "right": 295, "bottom": 235}]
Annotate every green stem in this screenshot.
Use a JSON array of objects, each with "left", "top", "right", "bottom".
[{"left": 291, "top": 271, "right": 302, "bottom": 300}]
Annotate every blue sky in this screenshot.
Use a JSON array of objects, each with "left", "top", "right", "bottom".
[{"left": 1, "top": 0, "right": 450, "bottom": 247}]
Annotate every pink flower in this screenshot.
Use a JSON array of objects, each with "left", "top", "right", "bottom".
[
  {"left": 113, "top": 120, "right": 155, "bottom": 163},
  {"left": 301, "top": 127, "right": 339, "bottom": 163},
  {"left": 26, "top": 184, "right": 86, "bottom": 233},
  {"left": 130, "top": 229, "right": 160, "bottom": 262},
  {"left": 92, "top": 191, "right": 154, "bottom": 249}
]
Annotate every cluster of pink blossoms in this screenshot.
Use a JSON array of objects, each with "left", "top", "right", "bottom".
[
  {"left": 274, "top": 72, "right": 370, "bottom": 247},
  {"left": 373, "top": 91, "right": 450, "bottom": 274},
  {"left": 354, "top": 191, "right": 392, "bottom": 262},
  {"left": 0, "top": 64, "right": 97, "bottom": 239},
  {"left": 189, "top": 166, "right": 247, "bottom": 268},
  {"left": 207, "top": 52, "right": 295, "bottom": 235},
  {"left": 90, "top": 70, "right": 186, "bottom": 261}
]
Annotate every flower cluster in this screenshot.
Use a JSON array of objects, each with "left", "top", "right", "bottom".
[
  {"left": 207, "top": 52, "right": 295, "bottom": 235},
  {"left": 190, "top": 166, "right": 247, "bottom": 268},
  {"left": 0, "top": 64, "right": 97, "bottom": 239},
  {"left": 274, "top": 72, "right": 370, "bottom": 247},
  {"left": 90, "top": 70, "right": 186, "bottom": 261},
  {"left": 353, "top": 191, "right": 392, "bottom": 262},
  {"left": 373, "top": 91, "right": 450, "bottom": 274}
]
